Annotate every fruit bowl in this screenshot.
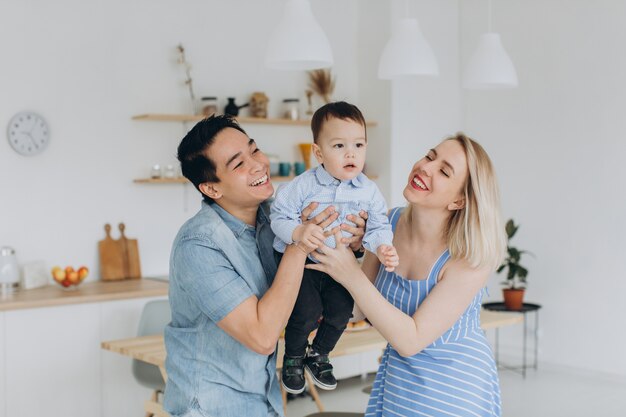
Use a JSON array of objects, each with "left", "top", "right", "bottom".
[{"left": 51, "top": 266, "right": 89, "bottom": 290}]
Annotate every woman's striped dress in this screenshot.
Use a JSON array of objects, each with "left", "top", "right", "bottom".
[{"left": 366, "top": 207, "right": 501, "bottom": 417}]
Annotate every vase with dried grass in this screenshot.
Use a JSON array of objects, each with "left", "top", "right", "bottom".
[{"left": 308, "top": 69, "right": 335, "bottom": 104}]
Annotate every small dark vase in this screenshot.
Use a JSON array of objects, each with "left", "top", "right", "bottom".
[{"left": 224, "top": 97, "right": 249, "bottom": 116}]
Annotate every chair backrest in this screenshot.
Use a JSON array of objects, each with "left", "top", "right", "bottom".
[
  {"left": 132, "top": 299, "right": 171, "bottom": 391},
  {"left": 137, "top": 299, "right": 172, "bottom": 336}
]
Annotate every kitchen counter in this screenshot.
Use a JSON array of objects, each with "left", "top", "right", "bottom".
[{"left": 0, "top": 278, "right": 168, "bottom": 311}]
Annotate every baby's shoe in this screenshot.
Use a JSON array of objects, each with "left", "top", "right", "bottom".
[
  {"left": 304, "top": 349, "right": 337, "bottom": 390},
  {"left": 281, "top": 355, "right": 306, "bottom": 394}
]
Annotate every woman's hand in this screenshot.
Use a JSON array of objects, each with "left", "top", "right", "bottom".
[{"left": 305, "top": 229, "right": 363, "bottom": 287}]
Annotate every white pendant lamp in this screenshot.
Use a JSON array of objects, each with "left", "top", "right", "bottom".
[
  {"left": 265, "top": 0, "right": 333, "bottom": 70},
  {"left": 463, "top": 0, "right": 518, "bottom": 89},
  {"left": 378, "top": 1, "right": 438, "bottom": 79}
]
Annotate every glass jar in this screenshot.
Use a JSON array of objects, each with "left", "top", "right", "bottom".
[
  {"left": 201, "top": 97, "right": 218, "bottom": 116},
  {"left": 164, "top": 165, "right": 176, "bottom": 179},
  {"left": 151, "top": 164, "right": 162, "bottom": 179},
  {"left": 0, "top": 246, "right": 20, "bottom": 295},
  {"left": 282, "top": 98, "right": 300, "bottom": 120}
]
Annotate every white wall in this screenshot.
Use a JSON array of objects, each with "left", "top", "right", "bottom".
[
  {"left": 389, "top": 0, "right": 462, "bottom": 207},
  {"left": 460, "top": 0, "right": 626, "bottom": 377},
  {"left": 0, "top": 0, "right": 369, "bottom": 279},
  {"left": 357, "top": 1, "right": 392, "bottom": 202}
]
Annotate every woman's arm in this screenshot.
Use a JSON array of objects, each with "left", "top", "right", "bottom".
[
  {"left": 360, "top": 251, "right": 380, "bottom": 284},
  {"left": 308, "top": 230, "right": 489, "bottom": 357}
]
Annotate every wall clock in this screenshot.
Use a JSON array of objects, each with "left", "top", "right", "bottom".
[{"left": 7, "top": 112, "right": 50, "bottom": 156}]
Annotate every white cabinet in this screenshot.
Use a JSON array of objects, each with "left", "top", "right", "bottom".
[
  {"left": 5, "top": 303, "right": 102, "bottom": 417},
  {"left": 0, "top": 312, "right": 6, "bottom": 417},
  {"left": 1, "top": 295, "right": 165, "bottom": 417}
]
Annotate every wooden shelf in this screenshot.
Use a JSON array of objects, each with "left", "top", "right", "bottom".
[
  {"left": 133, "top": 176, "right": 297, "bottom": 184},
  {"left": 132, "top": 113, "right": 378, "bottom": 127},
  {"left": 133, "top": 177, "right": 189, "bottom": 184},
  {"left": 133, "top": 175, "right": 378, "bottom": 184}
]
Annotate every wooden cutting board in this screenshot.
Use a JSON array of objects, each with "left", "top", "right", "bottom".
[{"left": 98, "top": 223, "right": 142, "bottom": 281}]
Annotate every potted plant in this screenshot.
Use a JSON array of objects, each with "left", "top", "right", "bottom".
[{"left": 497, "top": 219, "right": 531, "bottom": 310}]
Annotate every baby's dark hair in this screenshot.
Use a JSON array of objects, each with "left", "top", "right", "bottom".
[{"left": 310, "top": 101, "right": 366, "bottom": 143}]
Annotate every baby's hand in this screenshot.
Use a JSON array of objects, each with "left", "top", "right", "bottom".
[
  {"left": 293, "top": 224, "right": 326, "bottom": 251},
  {"left": 376, "top": 245, "right": 399, "bottom": 272}
]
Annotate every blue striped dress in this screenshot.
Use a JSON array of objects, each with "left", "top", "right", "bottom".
[{"left": 366, "top": 207, "right": 501, "bottom": 417}]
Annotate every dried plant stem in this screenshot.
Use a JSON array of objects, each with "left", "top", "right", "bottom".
[
  {"left": 177, "top": 44, "right": 198, "bottom": 114},
  {"left": 305, "top": 89, "right": 314, "bottom": 115}
]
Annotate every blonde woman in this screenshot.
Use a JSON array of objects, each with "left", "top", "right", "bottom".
[{"left": 308, "top": 134, "right": 507, "bottom": 417}]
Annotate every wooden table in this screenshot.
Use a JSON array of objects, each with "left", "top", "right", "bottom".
[{"left": 101, "top": 309, "right": 522, "bottom": 416}]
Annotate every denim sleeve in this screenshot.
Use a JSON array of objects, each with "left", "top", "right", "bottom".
[
  {"left": 172, "top": 238, "right": 253, "bottom": 323},
  {"left": 269, "top": 179, "right": 306, "bottom": 245},
  {"left": 362, "top": 185, "right": 394, "bottom": 253}
]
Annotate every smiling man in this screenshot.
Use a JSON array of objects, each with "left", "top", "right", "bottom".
[{"left": 163, "top": 115, "right": 365, "bottom": 417}]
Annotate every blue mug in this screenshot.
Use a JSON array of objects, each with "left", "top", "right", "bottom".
[
  {"left": 278, "top": 162, "right": 292, "bottom": 177},
  {"left": 294, "top": 162, "right": 306, "bottom": 176}
]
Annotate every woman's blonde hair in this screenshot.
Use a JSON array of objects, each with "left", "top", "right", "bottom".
[{"left": 405, "top": 133, "right": 506, "bottom": 270}]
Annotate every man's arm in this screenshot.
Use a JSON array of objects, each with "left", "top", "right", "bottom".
[
  {"left": 218, "top": 205, "right": 338, "bottom": 355},
  {"left": 217, "top": 244, "right": 307, "bottom": 354}
]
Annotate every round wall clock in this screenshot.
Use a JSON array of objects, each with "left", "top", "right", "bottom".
[{"left": 7, "top": 112, "right": 50, "bottom": 156}]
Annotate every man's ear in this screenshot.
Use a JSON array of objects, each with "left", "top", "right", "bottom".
[
  {"left": 447, "top": 197, "right": 465, "bottom": 211},
  {"left": 312, "top": 143, "right": 324, "bottom": 164},
  {"left": 199, "top": 182, "right": 222, "bottom": 200}
]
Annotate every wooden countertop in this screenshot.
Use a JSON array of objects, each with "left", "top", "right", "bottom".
[{"left": 0, "top": 278, "right": 168, "bottom": 312}]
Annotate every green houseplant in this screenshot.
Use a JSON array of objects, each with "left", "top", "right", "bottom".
[{"left": 497, "top": 219, "right": 531, "bottom": 310}]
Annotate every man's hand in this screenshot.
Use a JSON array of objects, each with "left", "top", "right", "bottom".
[
  {"left": 300, "top": 202, "right": 338, "bottom": 227},
  {"left": 341, "top": 210, "right": 368, "bottom": 252},
  {"left": 297, "top": 202, "right": 338, "bottom": 253}
]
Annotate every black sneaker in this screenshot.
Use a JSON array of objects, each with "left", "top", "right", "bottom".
[
  {"left": 281, "top": 355, "right": 305, "bottom": 394},
  {"left": 304, "top": 352, "right": 337, "bottom": 390}
]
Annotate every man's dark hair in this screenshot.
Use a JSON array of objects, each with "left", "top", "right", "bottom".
[
  {"left": 310, "top": 101, "right": 367, "bottom": 143},
  {"left": 177, "top": 114, "right": 247, "bottom": 204}
]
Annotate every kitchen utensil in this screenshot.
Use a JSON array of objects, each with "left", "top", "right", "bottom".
[
  {"left": 98, "top": 223, "right": 142, "bottom": 281},
  {"left": 224, "top": 97, "right": 249, "bottom": 116}
]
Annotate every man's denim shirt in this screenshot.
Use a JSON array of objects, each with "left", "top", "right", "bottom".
[{"left": 163, "top": 200, "right": 282, "bottom": 417}]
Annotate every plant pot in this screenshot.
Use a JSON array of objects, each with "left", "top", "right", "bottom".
[{"left": 502, "top": 288, "right": 525, "bottom": 310}]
